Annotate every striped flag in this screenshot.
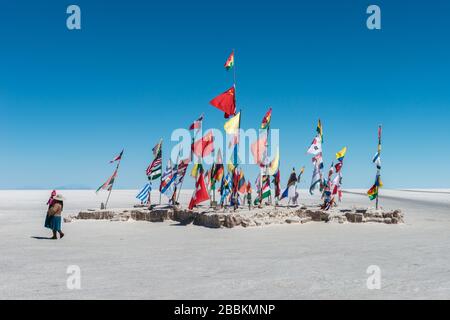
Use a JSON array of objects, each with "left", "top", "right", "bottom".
[
  {"left": 160, "top": 160, "right": 177, "bottom": 198},
  {"left": 136, "top": 183, "right": 151, "bottom": 203},
  {"left": 146, "top": 140, "right": 163, "bottom": 180}
]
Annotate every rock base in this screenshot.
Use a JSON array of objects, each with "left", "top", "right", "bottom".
[{"left": 65, "top": 206, "right": 404, "bottom": 229}]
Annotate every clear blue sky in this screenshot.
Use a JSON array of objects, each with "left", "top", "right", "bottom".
[{"left": 1, "top": 0, "right": 449, "bottom": 189}]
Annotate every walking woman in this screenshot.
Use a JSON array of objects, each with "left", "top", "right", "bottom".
[{"left": 45, "top": 194, "right": 65, "bottom": 239}]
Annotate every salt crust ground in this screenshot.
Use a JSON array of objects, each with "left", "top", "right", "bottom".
[{"left": 0, "top": 189, "right": 449, "bottom": 299}]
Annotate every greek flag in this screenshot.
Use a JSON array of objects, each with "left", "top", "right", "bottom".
[{"left": 136, "top": 183, "right": 151, "bottom": 203}]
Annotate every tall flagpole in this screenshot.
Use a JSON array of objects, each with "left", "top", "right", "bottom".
[
  {"left": 159, "top": 139, "right": 163, "bottom": 205},
  {"left": 376, "top": 125, "right": 382, "bottom": 210},
  {"left": 105, "top": 152, "right": 123, "bottom": 210}
]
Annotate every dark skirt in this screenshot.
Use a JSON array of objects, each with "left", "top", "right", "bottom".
[{"left": 45, "top": 215, "right": 62, "bottom": 231}]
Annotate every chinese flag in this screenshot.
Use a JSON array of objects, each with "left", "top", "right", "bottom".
[
  {"left": 188, "top": 173, "right": 210, "bottom": 210},
  {"left": 209, "top": 86, "right": 236, "bottom": 118},
  {"left": 192, "top": 131, "right": 214, "bottom": 158}
]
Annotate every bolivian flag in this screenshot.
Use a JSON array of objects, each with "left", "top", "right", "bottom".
[
  {"left": 224, "top": 51, "right": 234, "bottom": 70},
  {"left": 367, "top": 184, "right": 378, "bottom": 200}
]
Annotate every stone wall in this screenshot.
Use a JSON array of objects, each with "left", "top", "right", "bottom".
[{"left": 66, "top": 206, "right": 404, "bottom": 229}]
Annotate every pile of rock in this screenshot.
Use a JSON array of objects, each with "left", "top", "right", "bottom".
[{"left": 65, "top": 205, "right": 404, "bottom": 229}]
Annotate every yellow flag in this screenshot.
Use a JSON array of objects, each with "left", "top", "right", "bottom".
[
  {"left": 267, "top": 149, "right": 280, "bottom": 176},
  {"left": 224, "top": 112, "right": 240, "bottom": 134},
  {"left": 335, "top": 147, "right": 347, "bottom": 160},
  {"left": 190, "top": 163, "right": 200, "bottom": 177}
]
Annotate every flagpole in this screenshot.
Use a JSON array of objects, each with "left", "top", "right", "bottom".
[
  {"left": 376, "top": 125, "right": 382, "bottom": 210},
  {"left": 105, "top": 156, "right": 122, "bottom": 210},
  {"left": 159, "top": 139, "right": 163, "bottom": 205}
]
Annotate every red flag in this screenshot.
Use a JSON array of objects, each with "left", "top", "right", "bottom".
[
  {"left": 192, "top": 131, "right": 214, "bottom": 158},
  {"left": 209, "top": 86, "right": 236, "bottom": 118},
  {"left": 189, "top": 114, "right": 204, "bottom": 130},
  {"left": 251, "top": 134, "right": 267, "bottom": 165},
  {"left": 188, "top": 173, "right": 210, "bottom": 210}
]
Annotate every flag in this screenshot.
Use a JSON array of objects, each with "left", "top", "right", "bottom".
[
  {"left": 109, "top": 150, "right": 124, "bottom": 163},
  {"left": 373, "top": 152, "right": 381, "bottom": 169},
  {"left": 375, "top": 174, "right": 383, "bottom": 188},
  {"left": 188, "top": 173, "right": 210, "bottom": 210},
  {"left": 238, "top": 170, "right": 246, "bottom": 194},
  {"left": 267, "top": 149, "right": 280, "bottom": 176},
  {"left": 224, "top": 112, "right": 240, "bottom": 134},
  {"left": 309, "top": 164, "right": 322, "bottom": 195},
  {"left": 146, "top": 140, "right": 163, "bottom": 180},
  {"left": 307, "top": 135, "right": 322, "bottom": 155},
  {"left": 146, "top": 156, "right": 162, "bottom": 180},
  {"left": 367, "top": 184, "right": 378, "bottom": 200},
  {"left": 189, "top": 114, "right": 204, "bottom": 131},
  {"left": 192, "top": 131, "right": 214, "bottom": 158},
  {"left": 190, "top": 163, "right": 203, "bottom": 178},
  {"left": 261, "top": 107, "right": 272, "bottom": 129},
  {"left": 209, "top": 86, "right": 236, "bottom": 118},
  {"left": 152, "top": 139, "right": 162, "bottom": 158},
  {"left": 272, "top": 170, "right": 281, "bottom": 198},
  {"left": 254, "top": 175, "right": 271, "bottom": 205},
  {"left": 312, "top": 153, "right": 324, "bottom": 170},
  {"left": 227, "top": 144, "right": 240, "bottom": 172},
  {"left": 246, "top": 182, "right": 252, "bottom": 194},
  {"left": 317, "top": 119, "right": 323, "bottom": 143},
  {"left": 175, "top": 159, "right": 189, "bottom": 185},
  {"left": 96, "top": 168, "right": 118, "bottom": 193},
  {"left": 136, "top": 183, "right": 151, "bottom": 203},
  {"left": 251, "top": 134, "right": 267, "bottom": 165},
  {"left": 286, "top": 169, "right": 298, "bottom": 198},
  {"left": 224, "top": 51, "right": 235, "bottom": 70},
  {"left": 160, "top": 160, "right": 177, "bottom": 198},
  {"left": 336, "top": 147, "right": 347, "bottom": 162},
  {"left": 212, "top": 149, "right": 224, "bottom": 182}
]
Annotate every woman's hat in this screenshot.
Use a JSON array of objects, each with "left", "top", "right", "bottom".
[{"left": 53, "top": 194, "right": 65, "bottom": 202}]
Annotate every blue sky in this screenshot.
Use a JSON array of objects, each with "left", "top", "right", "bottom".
[{"left": 1, "top": 0, "right": 449, "bottom": 189}]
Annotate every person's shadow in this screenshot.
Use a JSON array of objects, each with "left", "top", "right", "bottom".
[{"left": 30, "top": 236, "right": 55, "bottom": 240}]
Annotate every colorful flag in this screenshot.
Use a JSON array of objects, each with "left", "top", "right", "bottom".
[
  {"left": 272, "top": 170, "right": 281, "bottom": 198},
  {"left": 175, "top": 159, "right": 189, "bottom": 186},
  {"left": 189, "top": 114, "right": 204, "bottom": 131},
  {"left": 261, "top": 107, "right": 272, "bottom": 129},
  {"left": 367, "top": 184, "right": 378, "bottom": 200},
  {"left": 190, "top": 163, "right": 203, "bottom": 178},
  {"left": 317, "top": 119, "right": 323, "bottom": 143},
  {"left": 209, "top": 86, "right": 236, "bottom": 118},
  {"left": 109, "top": 150, "right": 124, "bottom": 163},
  {"left": 188, "top": 172, "right": 210, "bottom": 210},
  {"left": 192, "top": 131, "right": 214, "bottom": 158},
  {"left": 212, "top": 149, "right": 224, "bottom": 182},
  {"left": 136, "top": 183, "right": 151, "bottom": 203},
  {"left": 146, "top": 156, "right": 162, "bottom": 181},
  {"left": 146, "top": 140, "right": 163, "bottom": 180},
  {"left": 336, "top": 147, "right": 347, "bottom": 162},
  {"left": 160, "top": 160, "right": 177, "bottom": 198},
  {"left": 96, "top": 168, "right": 118, "bottom": 193},
  {"left": 224, "top": 112, "right": 240, "bottom": 134},
  {"left": 224, "top": 51, "right": 235, "bottom": 70},
  {"left": 254, "top": 175, "right": 271, "bottom": 205}
]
